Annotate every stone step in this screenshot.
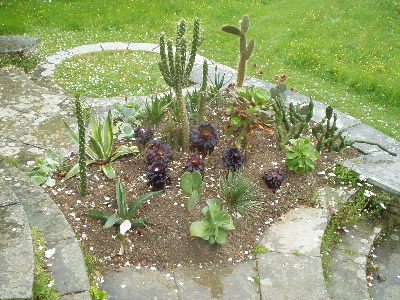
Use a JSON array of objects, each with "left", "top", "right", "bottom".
[
  {"left": 0, "top": 182, "right": 34, "bottom": 299},
  {"left": 325, "top": 217, "right": 382, "bottom": 300},
  {"left": 257, "top": 206, "right": 330, "bottom": 300},
  {"left": 0, "top": 68, "right": 77, "bottom": 166},
  {"left": 0, "top": 162, "right": 91, "bottom": 298}
]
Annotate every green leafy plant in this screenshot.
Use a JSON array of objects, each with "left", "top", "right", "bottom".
[
  {"left": 285, "top": 137, "right": 320, "bottom": 173},
  {"left": 143, "top": 94, "right": 170, "bottom": 127},
  {"left": 65, "top": 110, "right": 139, "bottom": 179},
  {"left": 251, "top": 245, "right": 268, "bottom": 254},
  {"left": 27, "top": 148, "right": 69, "bottom": 187},
  {"left": 271, "top": 82, "right": 314, "bottom": 150},
  {"left": 180, "top": 171, "right": 205, "bottom": 210},
  {"left": 221, "top": 15, "right": 255, "bottom": 87},
  {"left": 225, "top": 86, "right": 274, "bottom": 150},
  {"left": 190, "top": 198, "right": 235, "bottom": 244},
  {"left": 219, "top": 171, "right": 263, "bottom": 217},
  {"left": 112, "top": 100, "right": 143, "bottom": 140},
  {"left": 158, "top": 17, "right": 203, "bottom": 151},
  {"left": 85, "top": 177, "right": 160, "bottom": 232}
]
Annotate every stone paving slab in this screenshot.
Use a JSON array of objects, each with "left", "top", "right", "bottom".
[
  {"left": 0, "top": 185, "right": 33, "bottom": 299},
  {"left": 174, "top": 261, "right": 259, "bottom": 300},
  {"left": 326, "top": 218, "right": 382, "bottom": 300},
  {"left": 0, "top": 36, "right": 40, "bottom": 56},
  {"left": 259, "top": 206, "right": 328, "bottom": 256},
  {"left": 46, "top": 237, "right": 90, "bottom": 295},
  {"left": 1, "top": 163, "right": 90, "bottom": 295},
  {"left": 343, "top": 152, "right": 400, "bottom": 196},
  {"left": 345, "top": 122, "right": 400, "bottom": 156},
  {"left": 258, "top": 252, "right": 329, "bottom": 300},
  {"left": 100, "top": 267, "right": 179, "bottom": 300},
  {"left": 58, "top": 291, "right": 92, "bottom": 300}
]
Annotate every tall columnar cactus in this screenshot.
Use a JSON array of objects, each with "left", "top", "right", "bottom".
[
  {"left": 158, "top": 17, "right": 203, "bottom": 151},
  {"left": 74, "top": 95, "right": 88, "bottom": 196},
  {"left": 221, "top": 15, "right": 255, "bottom": 87},
  {"left": 197, "top": 60, "right": 209, "bottom": 122}
]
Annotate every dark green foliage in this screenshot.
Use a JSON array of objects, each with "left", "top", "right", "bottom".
[{"left": 220, "top": 171, "right": 263, "bottom": 217}]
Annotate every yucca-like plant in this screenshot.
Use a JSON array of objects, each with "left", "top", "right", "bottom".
[
  {"left": 220, "top": 171, "right": 263, "bottom": 217},
  {"left": 64, "top": 110, "right": 139, "bottom": 179}
]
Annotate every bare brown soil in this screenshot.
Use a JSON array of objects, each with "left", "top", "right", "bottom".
[{"left": 45, "top": 107, "right": 360, "bottom": 272}]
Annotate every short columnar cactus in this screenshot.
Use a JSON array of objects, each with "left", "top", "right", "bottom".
[
  {"left": 190, "top": 122, "right": 219, "bottom": 158},
  {"left": 263, "top": 168, "right": 285, "bottom": 193},
  {"left": 221, "top": 147, "right": 244, "bottom": 172}
]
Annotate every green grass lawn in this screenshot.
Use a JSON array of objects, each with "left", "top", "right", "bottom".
[{"left": 1, "top": 0, "right": 399, "bottom": 140}]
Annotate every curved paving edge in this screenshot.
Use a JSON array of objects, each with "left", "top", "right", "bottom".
[
  {"left": 0, "top": 162, "right": 91, "bottom": 299},
  {"left": 1, "top": 42, "right": 399, "bottom": 299}
]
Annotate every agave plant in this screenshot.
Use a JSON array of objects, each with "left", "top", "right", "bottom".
[
  {"left": 190, "top": 122, "right": 219, "bottom": 157},
  {"left": 65, "top": 110, "right": 138, "bottom": 179},
  {"left": 146, "top": 160, "right": 172, "bottom": 191},
  {"left": 184, "top": 154, "right": 205, "bottom": 175},
  {"left": 146, "top": 139, "right": 173, "bottom": 165},
  {"left": 85, "top": 177, "right": 160, "bottom": 232},
  {"left": 221, "top": 147, "right": 244, "bottom": 173},
  {"left": 263, "top": 168, "right": 285, "bottom": 193}
]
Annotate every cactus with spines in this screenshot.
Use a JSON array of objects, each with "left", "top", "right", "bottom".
[
  {"left": 312, "top": 106, "right": 397, "bottom": 156},
  {"left": 197, "top": 60, "right": 208, "bottom": 122},
  {"left": 312, "top": 105, "right": 345, "bottom": 152},
  {"left": 73, "top": 95, "right": 88, "bottom": 196},
  {"left": 221, "top": 15, "right": 255, "bottom": 87},
  {"left": 271, "top": 83, "right": 314, "bottom": 150},
  {"left": 158, "top": 17, "right": 203, "bottom": 151}
]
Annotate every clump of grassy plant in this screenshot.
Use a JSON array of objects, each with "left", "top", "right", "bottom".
[
  {"left": 0, "top": 53, "right": 39, "bottom": 73},
  {"left": 30, "top": 225, "right": 59, "bottom": 299},
  {"left": 219, "top": 171, "right": 263, "bottom": 217}
]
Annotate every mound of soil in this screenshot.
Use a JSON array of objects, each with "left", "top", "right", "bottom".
[{"left": 45, "top": 107, "right": 359, "bottom": 272}]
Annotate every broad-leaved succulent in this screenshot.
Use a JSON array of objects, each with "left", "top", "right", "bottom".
[{"left": 134, "top": 126, "right": 154, "bottom": 145}]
